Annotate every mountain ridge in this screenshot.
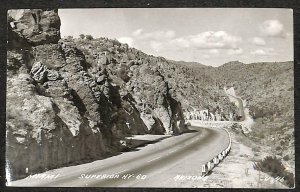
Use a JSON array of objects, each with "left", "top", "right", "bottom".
[{"left": 6, "top": 9, "right": 294, "bottom": 181}]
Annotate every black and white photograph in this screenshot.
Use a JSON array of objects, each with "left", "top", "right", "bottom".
[{"left": 5, "top": 8, "right": 294, "bottom": 188}]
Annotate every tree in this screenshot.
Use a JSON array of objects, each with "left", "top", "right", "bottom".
[
  {"left": 79, "top": 34, "right": 85, "bottom": 39},
  {"left": 86, "top": 35, "right": 94, "bottom": 40},
  {"left": 67, "top": 36, "right": 73, "bottom": 40}
]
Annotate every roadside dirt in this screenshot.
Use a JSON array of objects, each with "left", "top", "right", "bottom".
[{"left": 194, "top": 130, "right": 288, "bottom": 188}]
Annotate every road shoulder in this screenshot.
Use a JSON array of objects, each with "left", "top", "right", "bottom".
[{"left": 195, "top": 130, "right": 288, "bottom": 188}]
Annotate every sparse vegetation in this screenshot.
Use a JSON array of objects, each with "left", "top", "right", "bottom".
[
  {"left": 79, "top": 34, "right": 85, "bottom": 39},
  {"left": 67, "top": 35, "right": 73, "bottom": 40},
  {"left": 70, "top": 35, "right": 239, "bottom": 120},
  {"left": 230, "top": 123, "right": 243, "bottom": 133},
  {"left": 116, "top": 64, "right": 130, "bottom": 82},
  {"left": 254, "top": 156, "right": 294, "bottom": 188},
  {"left": 6, "top": 9, "right": 294, "bottom": 186},
  {"left": 85, "top": 34, "right": 93, "bottom": 40},
  {"left": 187, "top": 60, "right": 294, "bottom": 167}
]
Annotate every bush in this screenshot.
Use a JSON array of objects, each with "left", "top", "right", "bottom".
[
  {"left": 67, "top": 35, "right": 73, "bottom": 40},
  {"left": 252, "top": 147, "right": 260, "bottom": 152},
  {"left": 254, "top": 156, "right": 294, "bottom": 188},
  {"left": 86, "top": 35, "right": 94, "bottom": 40},
  {"left": 283, "top": 155, "right": 290, "bottom": 161},
  {"left": 116, "top": 64, "right": 130, "bottom": 82},
  {"left": 230, "top": 123, "right": 242, "bottom": 133},
  {"left": 79, "top": 34, "right": 85, "bottom": 39},
  {"left": 275, "top": 146, "right": 282, "bottom": 151},
  {"left": 258, "top": 156, "right": 285, "bottom": 176}
]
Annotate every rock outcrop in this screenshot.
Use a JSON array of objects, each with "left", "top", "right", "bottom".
[
  {"left": 8, "top": 9, "right": 267, "bottom": 182},
  {"left": 76, "top": 38, "right": 188, "bottom": 135},
  {"left": 7, "top": 9, "right": 61, "bottom": 48},
  {"left": 6, "top": 9, "right": 187, "bottom": 181}
]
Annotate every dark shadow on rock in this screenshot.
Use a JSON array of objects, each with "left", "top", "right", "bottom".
[
  {"left": 206, "top": 170, "right": 213, "bottom": 176},
  {"left": 125, "top": 136, "right": 172, "bottom": 149},
  {"left": 180, "top": 129, "right": 198, "bottom": 134}
]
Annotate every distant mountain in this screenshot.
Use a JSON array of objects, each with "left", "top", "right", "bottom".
[
  {"left": 218, "top": 61, "right": 294, "bottom": 162},
  {"left": 183, "top": 59, "right": 294, "bottom": 163},
  {"left": 167, "top": 59, "right": 209, "bottom": 69},
  {"left": 219, "top": 60, "right": 245, "bottom": 68}
]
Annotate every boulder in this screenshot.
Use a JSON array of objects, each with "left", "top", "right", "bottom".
[
  {"left": 30, "top": 61, "right": 47, "bottom": 83},
  {"left": 8, "top": 9, "right": 61, "bottom": 47}
]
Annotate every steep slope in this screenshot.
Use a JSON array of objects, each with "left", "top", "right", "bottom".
[
  {"left": 173, "top": 60, "right": 294, "bottom": 164},
  {"left": 214, "top": 61, "right": 294, "bottom": 162},
  {"left": 72, "top": 37, "right": 188, "bottom": 135},
  {"left": 75, "top": 37, "right": 238, "bottom": 122},
  {"left": 162, "top": 60, "right": 237, "bottom": 118},
  {"left": 5, "top": 9, "right": 253, "bottom": 182},
  {"left": 6, "top": 9, "right": 188, "bottom": 180}
]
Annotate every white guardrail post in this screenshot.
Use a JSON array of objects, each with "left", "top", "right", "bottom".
[
  {"left": 201, "top": 125, "right": 232, "bottom": 176},
  {"left": 201, "top": 164, "right": 206, "bottom": 176}
]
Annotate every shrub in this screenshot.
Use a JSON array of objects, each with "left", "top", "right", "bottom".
[
  {"left": 254, "top": 156, "right": 294, "bottom": 188},
  {"left": 258, "top": 133, "right": 265, "bottom": 139},
  {"left": 230, "top": 123, "right": 242, "bottom": 132},
  {"left": 275, "top": 146, "right": 282, "bottom": 151},
  {"left": 283, "top": 155, "right": 290, "bottom": 161},
  {"left": 116, "top": 64, "right": 130, "bottom": 82},
  {"left": 79, "top": 34, "right": 85, "bottom": 39},
  {"left": 67, "top": 35, "right": 73, "bottom": 40},
  {"left": 252, "top": 147, "right": 260, "bottom": 152},
  {"left": 86, "top": 35, "right": 94, "bottom": 40}
]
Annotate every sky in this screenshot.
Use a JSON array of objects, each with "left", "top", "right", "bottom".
[{"left": 58, "top": 8, "right": 293, "bottom": 67}]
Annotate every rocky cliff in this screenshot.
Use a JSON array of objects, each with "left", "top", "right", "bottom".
[
  {"left": 6, "top": 9, "right": 244, "bottom": 181},
  {"left": 8, "top": 9, "right": 61, "bottom": 47},
  {"left": 6, "top": 9, "right": 187, "bottom": 180}
]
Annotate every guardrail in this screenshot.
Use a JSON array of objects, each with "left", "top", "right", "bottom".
[
  {"left": 188, "top": 120, "right": 232, "bottom": 177},
  {"left": 201, "top": 127, "right": 232, "bottom": 176},
  {"left": 187, "top": 120, "right": 235, "bottom": 128}
]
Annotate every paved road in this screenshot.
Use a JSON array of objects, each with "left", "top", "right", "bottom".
[
  {"left": 10, "top": 126, "right": 230, "bottom": 187},
  {"left": 226, "top": 92, "right": 245, "bottom": 121}
]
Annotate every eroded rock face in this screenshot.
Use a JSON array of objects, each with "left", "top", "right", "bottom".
[
  {"left": 7, "top": 9, "right": 61, "bottom": 47},
  {"left": 126, "top": 69, "right": 186, "bottom": 135},
  {"left": 6, "top": 54, "right": 107, "bottom": 180},
  {"left": 6, "top": 9, "right": 186, "bottom": 181}
]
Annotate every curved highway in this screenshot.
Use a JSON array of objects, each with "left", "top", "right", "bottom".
[
  {"left": 10, "top": 126, "right": 230, "bottom": 187},
  {"left": 226, "top": 93, "right": 245, "bottom": 121}
]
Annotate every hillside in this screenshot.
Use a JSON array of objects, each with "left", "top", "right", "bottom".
[
  {"left": 6, "top": 9, "right": 237, "bottom": 180},
  {"left": 6, "top": 9, "right": 293, "bottom": 182},
  {"left": 73, "top": 37, "right": 238, "bottom": 118},
  {"left": 214, "top": 61, "right": 294, "bottom": 163},
  {"left": 175, "top": 60, "right": 294, "bottom": 165}
]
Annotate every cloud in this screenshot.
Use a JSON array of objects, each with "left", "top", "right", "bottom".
[
  {"left": 209, "top": 49, "right": 219, "bottom": 54},
  {"left": 170, "top": 38, "right": 190, "bottom": 48},
  {"left": 165, "top": 30, "right": 176, "bottom": 39},
  {"left": 124, "top": 30, "right": 243, "bottom": 59},
  {"left": 251, "top": 49, "right": 266, "bottom": 55},
  {"left": 250, "top": 48, "right": 276, "bottom": 56},
  {"left": 202, "top": 54, "right": 210, "bottom": 59},
  {"left": 149, "top": 41, "right": 163, "bottom": 52},
  {"left": 190, "top": 31, "right": 241, "bottom": 49},
  {"left": 227, "top": 48, "right": 243, "bottom": 55},
  {"left": 260, "top": 20, "right": 285, "bottom": 37},
  {"left": 133, "top": 29, "right": 176, "bottom": 40},
  {"left": 117, "top": 37, "right": 134, "bottom": 47},
  {"left": 133, "top": 30, "right": 242, "bottom": 51},
  {"left": 252, "top": 37, "right": 266, "bottom": 46},
  {"left": 133, "top": 28, "right": 143, "bottom": 36},
  {"left": 171, "top": 31, "right": 242, "bottom": 50}
]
